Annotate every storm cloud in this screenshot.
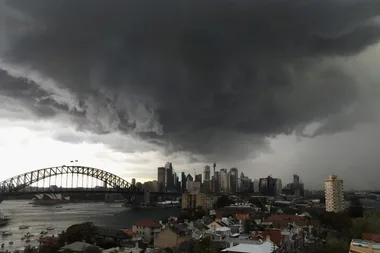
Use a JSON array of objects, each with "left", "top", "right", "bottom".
[{"left": 1, "top": 0, "right": 380, "bottom": 160}]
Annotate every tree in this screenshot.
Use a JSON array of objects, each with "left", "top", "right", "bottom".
[
  {"left": 83, "top": 246, "right": 102, "bottom": 253},
  {"left": 194, "top": 206, "right": 206, "bottom": 219},
  {"left": 350, "top": 212, "right": 380, "bottom": 238},
  {"left": 23, "top": 246, "right": 39, "bottom": 253},
  {"left": 59, "top": 222, "right": 97, "bottom": 245},
  {"left": 194, "top": 237, "right": 215, "bottom": 253},
  {"left": 348, "top": 197, "right": 364, "bottom": 218},
  {"left": 215, "top": 195, "right": 234, "bottom": 208},
  {"left": 178, "top": 239, "right": 197, "bottom": 253}
]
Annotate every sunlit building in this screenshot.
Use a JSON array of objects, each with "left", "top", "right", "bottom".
[{"left": 324, "top": 175, "right": 344, "bottom": 212}]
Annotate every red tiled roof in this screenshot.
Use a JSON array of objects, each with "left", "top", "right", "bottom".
[
  {"left": 133, "top": 219, "right": 161, "bottom": 228},
  {"left": 39, "top": 236, "right": 58, "bottom": 244},
  {"left": 266, "top": 215, "right": 306, "bottom": 222},
  {"left": 252, "top": 229, "right": 283, "bottom": 246},
  {"left": 362, "top": 233, "right": 380, "bottom": 243},
  {"left": 121, "top": 229, "right": 136, "bottom": 235}
]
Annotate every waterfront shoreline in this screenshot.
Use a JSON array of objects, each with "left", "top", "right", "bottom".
[{"left": 0, "top": 200, "right": 180, "bottom": 251}]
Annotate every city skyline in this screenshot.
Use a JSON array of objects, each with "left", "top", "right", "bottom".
[{"left": 0, "top": 1, "right": 380, "bottom": 190}]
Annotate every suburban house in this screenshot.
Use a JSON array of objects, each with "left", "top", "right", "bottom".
[
  {"left": 221, "top": 240, "right": 277, "bottom": 253},
  {"left": 154, "top": 224, "right": 192, "bottom": 248},
  {"left": 132, "top": 219, "right": 162, "bottom": 243},
  {"left": 350, "top": 239, "right": 380, "bottom": 253},
  {"left": 265, "top": 215, "right": 308, "bottom": 229}
]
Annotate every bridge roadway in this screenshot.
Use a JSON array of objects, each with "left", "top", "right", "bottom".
[
  {"left": 0, "top": 189, "right": 181, "bottom": 197},
  {"left": 0, "top": 165, "right": 182, "bottom": 200}
]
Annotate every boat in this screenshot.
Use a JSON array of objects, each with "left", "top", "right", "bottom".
[
  {"left": 30, "top": 193, "right": 70, "bottom": 206},
  {"left": 46, "top": 226, "right": 54, "bottom": 231},
  {"left": 9, "top": 241, "right": 13, "bottom": 245},
  {"left": 55, "top": 205, "right": 63, "bottom": 208},
  {"left": 1, "top": 231, "right": 12, "bottom": 236},
  {"left": 25, "top": 239, "right": 31, "bottom": 243},
  {"left": 25, "top": 232, "right": 33, "bottom": 238},
  {"left": 0, "top": 212, "right": 10, "bottom": 227},
  {"left": 19, "top": 225, "right": 29, "bottom": 229},
  {"left": 40, "top": 231, "right": 48, "bottom": 235},
  {"left": 125, "top": 200, "right": 181, "bottom": 209}
]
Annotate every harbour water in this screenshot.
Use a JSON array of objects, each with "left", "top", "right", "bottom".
[{"left": 0, "top": 200, "right": 181, "bottom": 251}]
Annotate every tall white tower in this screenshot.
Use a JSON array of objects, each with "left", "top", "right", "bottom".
[{"left": 324, "top": 175, "right": 344, "bottom": 212}]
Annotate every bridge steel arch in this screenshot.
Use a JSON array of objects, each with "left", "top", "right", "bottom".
[{"left": 0, "top": 165, "right": 142, "bottom": 198}]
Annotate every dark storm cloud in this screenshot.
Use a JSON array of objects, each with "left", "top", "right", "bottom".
[{"left": 1, "top": 0, "right": 380, "bottom": 158}]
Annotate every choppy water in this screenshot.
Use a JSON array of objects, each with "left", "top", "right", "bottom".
[{"left": 0, "top": 200, "right": 181, "bottom": 251}]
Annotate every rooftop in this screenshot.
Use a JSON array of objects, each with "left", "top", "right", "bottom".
[
  {"left": 133, "top": 219, "right": 161, "bottom": 228},
  {"left": 222, "top": 242, "right": 276, "bottom": 253}
]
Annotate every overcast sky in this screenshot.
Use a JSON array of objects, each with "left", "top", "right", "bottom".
[{"left": 0, "top": 0, "right": 380, "bottom": 190}]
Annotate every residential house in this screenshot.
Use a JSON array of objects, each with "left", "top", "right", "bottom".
[
  {"left": 58, "top": 242, "right": 102, "bottom": 253},
  {"left": 221, "top": 240, "right": 276, "bottom": 253},
  {"left": 207, "top": 221, "right": 223, "bottom": 230},
  {"left": 102, "top": 242, "right": 143, "bottom": 253},
  {"left": 132, "top": 219, "right": 162, "bottom": 243},
  {"left": 252, "top": 230, "right": 282, "bottom": 248},
  {"left": 154, "top": 224, "right": 192, "bottom": 249},
  {"left": 265, "top": 215, "right": 308, "bottom": 229},
  {"left": 362, "top": 233, "right": 380, "bottom": 243},
  {"left": 350, "top": 239, "right": 380, "bottom": 253},
  {"left": 208, "top": 218, "right": 242, "bottom": 234}
]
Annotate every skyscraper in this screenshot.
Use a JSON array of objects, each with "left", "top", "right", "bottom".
[
  {"left": 157, "top": 167, "right": 166, "bottom": 192},
  {"left": 229, "top": 168, "right": 238, "bottom": 193},
  {"left": 204, "top": 166, "right": 211, "bottom": 182},
  {"left": 165, "top": 162, "right": 174, "bottom": 189},
  {"left": 325, "top": 175, "right": 344, "bottom": 213}
]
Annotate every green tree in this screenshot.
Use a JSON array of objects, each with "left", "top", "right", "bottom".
[
  {"left": 194, "top": 206, "right": 206, "bottom": 219},
  {"left": 348, "top": 197, "right": 364, "bottom": 218},
  {"left": 215, "top": 195, "right": 233, "bottom": 208},
  {"left": 23, "top": 246, "right": 39, "bottom": 253},
  {"left": 325, "top": 237, "right": 350, "bottom": 253},
  {"left": 194, "top": 237, "right": 215, "bottom": 253},
  {"left": 178, "top": 239, "right": 197, "bottom": 253},
  {"left": 59, "top": 222, "right": 97, "bottom": 245},
  {"left": 350, "top": 212, "right": 380, "bottom": 238},
  {"left": 83, "top": 246, "right": 102, "bottom": 253}
]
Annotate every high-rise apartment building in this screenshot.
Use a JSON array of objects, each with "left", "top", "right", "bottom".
[
  {"left": 324, "top": 175, "right": 344, "bottom": 213},
  {"left": 182, "top": 193, "right": 214, "bottom": 211},
  {"left": 220, "top": 169, "right": 229, "bottom": 193},
  {"left": 157, "top": 167, "right": 166, "bottom": 192}
]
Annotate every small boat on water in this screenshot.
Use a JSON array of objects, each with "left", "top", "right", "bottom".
[
  {"left": 25, "top": 232, "right": 33, "bottom": 238},
  {"left": 25, "top": 239, "right": 31, "bottom": 243},
  {"left": 0, "top": 212, "right": 10, "bottom": 227},
  {"left": 19, "top": 225, "right": 30, "bottom": 229},
  {"left": 55, "top": 205, "right": 63, "bottom": 208},
  {"left": 46, "top": 226, "right": 54, "bottom": 230},
  {"left": 1, "top": 231, "right": 12, "bottom": 236},
  {"left": 9, "top": 241, "right": 13, "bottom": 245},
  {"left": 40, "top": 231, "right": 48, "bottom": 235}
]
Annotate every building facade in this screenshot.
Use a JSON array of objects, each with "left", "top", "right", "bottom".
[{"left": 324, "top": 175, "right": 344, "bottom": 212}]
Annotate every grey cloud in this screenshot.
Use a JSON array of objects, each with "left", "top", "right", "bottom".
[{"left": 1, "top": 0, "right": 380, "bottom": 160}]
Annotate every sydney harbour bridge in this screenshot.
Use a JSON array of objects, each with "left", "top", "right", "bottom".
[{"left": 0, "top": 165, "right": 181, "bottom": 204}]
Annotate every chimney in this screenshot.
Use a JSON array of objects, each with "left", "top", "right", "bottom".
[
  {"left": 229, "top": 242, "right": 233, "bottom": 248},
  {"left": 265, "top": 235, "right": 271, "bottom": 242},
  {"left": 135, "top": 241, "right": 139, "bottom": 248}
]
